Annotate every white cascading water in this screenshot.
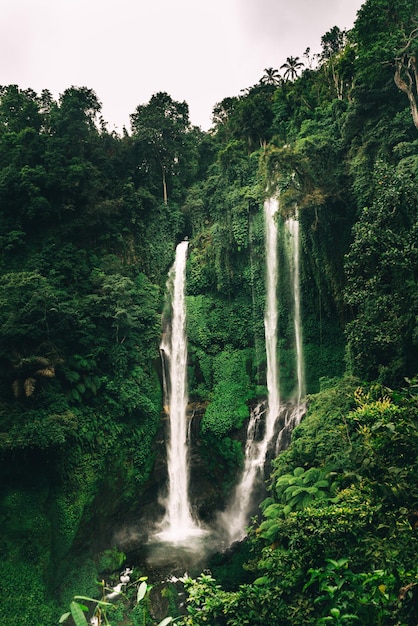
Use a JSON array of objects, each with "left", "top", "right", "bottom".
[
  {"left": 275, "top": 211, "right": 305, "bottom": 453},
  {"left": 156, "top": 241, "right": 203, "bottom": 542},
  {"left": 217, "top": 197, "right": 282, "bottom": 545},
  {"left": 276, "top": 208, "right": 306, "bottom": 454},
  {"left": 286, "top": 210, "right": 305, "bottom": 407},
  {"left": 263, "top": 197, "right": 282, "bottom": 438}
]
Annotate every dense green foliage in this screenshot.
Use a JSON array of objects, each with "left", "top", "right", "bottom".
[
  {"left": 0, "top": 86, "right": 190, "bottom": 623},
  {"left": 0, "top": 0, "right": 417, "bottom": 623},
  {"left": 182, "top": 378, "right": 418, "bottom": 625}
]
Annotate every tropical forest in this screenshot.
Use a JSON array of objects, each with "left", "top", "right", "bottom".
[{"left": 1, "top": 0, "right": 418, "bottom": 624}]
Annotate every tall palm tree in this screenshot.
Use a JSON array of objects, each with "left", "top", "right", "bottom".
[
  {"left": 280, "top": 56, "right": 304, "bottom": 81},
  {"left": 260, "top": 67, "right": 282, "bottom": 86}
]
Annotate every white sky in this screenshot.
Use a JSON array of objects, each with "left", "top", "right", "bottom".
[{"left": 1, "top": 0, "right": 365, "bottom": 133}]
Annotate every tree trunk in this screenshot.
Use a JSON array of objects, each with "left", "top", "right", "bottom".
[
  {"left": 161, "top": 163, "right": 168, "bottom": 205},
  {"left": 394, "top": 54, "right": 418, "bottom": 130}
]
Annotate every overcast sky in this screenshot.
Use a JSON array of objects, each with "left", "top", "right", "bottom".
[{"left": 1, "top": 0, "right": 365, "bottom": 133}]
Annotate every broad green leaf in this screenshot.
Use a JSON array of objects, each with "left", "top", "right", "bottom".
[
  {"left": 260, "top": 496, "right": 274, "bottom": 510},
  {"left": 302, "top": 494, "right": 314, "bottom": 507},
  {"left": 157, "top": 617, "right": 173, "bottom": 626},
  {"left": 289, "top": 495, "right": 301, "bottom": 509},
  {"left": 59, "top": 612, "right": 71, "bottom": 623},
  {"left": 288, "top": 486, "right": 306, "bottom": 497},
  {"left": 253, "top": 576, "right": 270, "bottom": 586},
  {"left": 263, "top": 503, "right": 283, "bottom": 518},
  {"left": 302, "top": 468, "right": 320, "bottom": 483},
  {"left": 315, "top": 480, "right": 330, "bottom": 489},
  {"left": 137, "top": 580, "right": 148, "bottom": 602},
  {"left": 259, "top": 521, "right": 280, "bottom": 540},
  {"left": 70, "top": 601, "right": 89, "bottom": 626}
]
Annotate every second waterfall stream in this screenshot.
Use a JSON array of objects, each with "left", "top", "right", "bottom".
[{"left": 218, "top": 197, "right": 305, "bottom": 545}]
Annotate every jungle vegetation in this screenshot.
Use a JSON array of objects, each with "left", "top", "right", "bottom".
[{"left": 0, "top": 0, "right": 417, "bottom": 623}]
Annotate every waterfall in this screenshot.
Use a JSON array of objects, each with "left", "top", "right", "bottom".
[
  {"left": 274, "top": 210, "right": 305, "bottom": 452},
  {"left": 286, "top": 210, "right": 305, "bottom": 406},
  {"left": 263, "top": 197, "right": 281, "bottom": 439},
  {"left": 217, "top": 197, "right": 283, "bottom": 545},
  {"left": 217, "top": 198, "right": 307, "bottom": 546},
  {"left": 156, "top": 241, "right": 204, "bottom": 542}
]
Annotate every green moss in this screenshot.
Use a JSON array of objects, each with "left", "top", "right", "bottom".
[
  {"left": 95, "top": 546, "right": 126, "bottom": 573},
  {"left": 51, "top": 451, "right": 101, "bottom": 562},
  {"left": 201, "top": 349, "right": 254, "bottom": 437},
  {"left": 0, "top": 561, "right": 55, "bottom": 626},
  {"left": 56, "top": 558, "right": 100, "bottom": 610}
]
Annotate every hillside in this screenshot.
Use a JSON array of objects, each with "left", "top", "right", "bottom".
[{"left": 0, "top": 0, "right": 417, "bottom": 623}]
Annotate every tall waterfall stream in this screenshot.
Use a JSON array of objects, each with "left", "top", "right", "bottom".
[
  {"left": 156, "top": 240, "right": 206, "bottom": 543},
  {"left": 217, "top": 199, "right": 305, "bottom": 544}
]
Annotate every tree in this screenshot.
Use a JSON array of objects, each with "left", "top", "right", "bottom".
[
  {"left": 0, "top": 85, "right": 43, "bottom": 136},
  {"left": 260, "top": 67, "right": 282, "bottom": 86},
  {"left": 0, "top": 86, "right": 49, "bottom": 230},
  {"left": 212, "top": 97, "right": 239, "bottom": 127},
  {"left": 320, "top": 26, "right": 347, "bottom": 62},
  {"left": 211, "top": 96, "right": 241, "bottom": 145},
  {"left": 280, "top": 56, "right": 304, "bottom": 81},
  {"left": 344, "top": 159, "right": 418, "bottom": 383},
  {"left": 233, "top": 89, "right": 275, "bottom": 150},
  {"left": 303, "top": 47, "right": 319, "bottom": 70},
  {"left": 319, "top": 27, "right": 354, "bottom": 100},
  {"left": 130, "top": 92, "right": 194, "bottom": 204},
  {"left": 394, "top": 27, "right": 418, "bottom": 129},
  {"left": 352, "top": 0, "right": 418, "bottom": 94},
  {"left": 51, "top": 86, "right": 102, "bottom": 152}
]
